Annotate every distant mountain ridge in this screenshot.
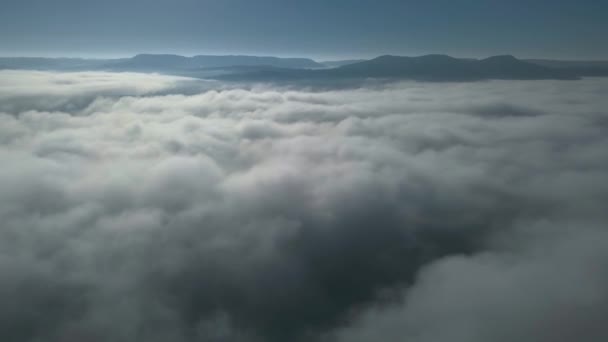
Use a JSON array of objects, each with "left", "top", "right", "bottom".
[
  {"left": 2, "top": 54, "right": 607, "bottom": 82},
  {"left": 111, "top": 54, "right": 324, "bottom": 70},
  {"left": 220, "top": 54, "right": 579, "bottom": 82},
  {"left": 0, "top": 57, "right": 124, "bottom": 71},
  {"left": 321, "top": 59, "right": 367, "bottom": 68},
  {"left": 0, "top": 54, "right": 324, "bottom": 72},
  {"left": 524, "top": 59, "right": 608, "bottom": 76}
]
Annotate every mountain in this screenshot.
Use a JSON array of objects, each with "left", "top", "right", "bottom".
[
  {"left": 0, "top": 54, "right": 324, "bottom": 72},
  {"left": 329, "top": 54, "right": 480, "bottom": 80},
  {"left": 475, "top": 55, "right": 577, "bottom": 79},
  {"left": 0, "top": 57, "right": 120, "bottom": 71},
  {"left": 321, "top": 59, "right": 367, "bottom": 68},
  {"left": 108, "top": 54, "right": 190, "bottom": 71},
  {"left": 0, "top": 54, "right": 592, "bottom": 81},
  {"left": 525, "top": 59, "right": 608, "bottom": 76},
  {"left": 219, "top": 54, "right": 578, "bottom": 82},
  {"left": 329, "top": 54, "right": 577, "bottom": 80},
  {"left": 106, "top": 54, "right": 324, "bottom": 71}
]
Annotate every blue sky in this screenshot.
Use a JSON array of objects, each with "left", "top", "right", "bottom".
[{"left": 1, "top": 0, "right": 607, "bottom": 60}]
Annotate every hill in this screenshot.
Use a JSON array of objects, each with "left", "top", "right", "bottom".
[{"left": 219, "top": 54, "right": 578, "bottom": 82}]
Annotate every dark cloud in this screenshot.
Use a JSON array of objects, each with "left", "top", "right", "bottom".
[
  {"left": 334, "top": 222, "right": 608, "bottom": 342},
  {"left": 0, "top": 71, "right": 607, "bottom": 341}
]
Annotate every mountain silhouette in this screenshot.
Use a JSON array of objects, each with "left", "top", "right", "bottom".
[
  {"left": 0, "top": 54, "right": 323, "bottom": 72},
  {"left": 525, "top": 59, "right": 608, "bottom": 76},
  {"left": 1, "top": 54, "right": 599, "bottom": 81},
  {"left": 107, "top": 54, "right": 324, "bottom": 71},
  {"left": 219, "top": 54, "right": 578, "bottom": 82},
  {"left": 0, "top": 57, "right": 122, "bottom": 71},
  {"left": 321, "top": 59, "right": 367, "bottom": 68},
  {"left": 328, "top": 54, "right": 480, "bottom": 80}
]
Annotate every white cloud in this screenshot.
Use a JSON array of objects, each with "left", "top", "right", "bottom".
[{"left": 0, "top": 71, "right": 607, "bottom": 342}]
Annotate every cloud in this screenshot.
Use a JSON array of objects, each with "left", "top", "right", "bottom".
[
  {"left": 0, "top": 71, "right": 607, "bottom": 341},
  {"left": 0, "top": 70, "right": 210, "bottom": 113},
  {"left": 334, "top": 222, "right": 608, "bottom": 342}
]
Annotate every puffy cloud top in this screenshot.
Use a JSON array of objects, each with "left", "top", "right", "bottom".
[{"left": 1, "top": 70, "right": 607, "bottom": 342}]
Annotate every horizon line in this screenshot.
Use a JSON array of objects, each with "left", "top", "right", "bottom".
[{"left": 1, "top": 53, "right": 608, "bottom": 63}]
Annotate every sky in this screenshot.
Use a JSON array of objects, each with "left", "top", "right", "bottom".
[{"left": 0, "top": 0, "right": 607, "bottom": 60}]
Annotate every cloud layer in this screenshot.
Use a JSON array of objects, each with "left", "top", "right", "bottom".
[{"left": 1, "top": 70, "right": 607, "bottom": 342}]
